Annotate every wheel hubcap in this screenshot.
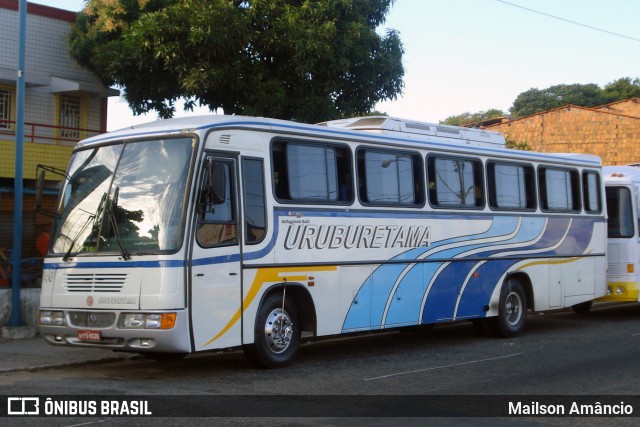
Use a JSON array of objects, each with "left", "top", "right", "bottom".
[
  {"left": 504, "top": 291, "right": 522, "bottom": 326},
  {"left": 264, "top": 308, "right": 293, "bottom": 354}
]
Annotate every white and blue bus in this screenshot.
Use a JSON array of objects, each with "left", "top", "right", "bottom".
[{"left": 38, "top": 115, "right": 607, "bottom": 367}]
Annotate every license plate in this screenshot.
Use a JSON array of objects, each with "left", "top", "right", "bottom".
[{"left": 77, "top": 329, "right": 101, "bottom": 342}]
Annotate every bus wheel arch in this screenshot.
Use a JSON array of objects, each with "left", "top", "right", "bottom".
[
  {"left": 507, "top": 272, "right": 533, "bottom": 312},
  {"left": 244, "top": 283, "right": 316, "bottom": 368}
]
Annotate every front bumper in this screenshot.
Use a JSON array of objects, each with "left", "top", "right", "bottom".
[{"left": 38, "top": 309, "right": 191, "bottom": 353}]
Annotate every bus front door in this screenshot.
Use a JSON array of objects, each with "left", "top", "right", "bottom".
[{"left": 190, "top": 155, "right": 242, "bottom": 351}]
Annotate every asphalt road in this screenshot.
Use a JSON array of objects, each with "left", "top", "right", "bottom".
[{"left": 1, "top": 302, "right": 639, "bottom": 426}]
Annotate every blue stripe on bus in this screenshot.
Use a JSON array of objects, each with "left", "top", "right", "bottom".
[
  {"left": 418, "top": 217, "right": 571, "bottom": 323},
  {"left": 422, "top": 260, "right": 478, "bottom": 323},
  {"left": 341, "top": 214, "right": 601, "bottom": 331},
  {"left": 383, "top": 263, "right": 426, "bottom": 325},
  {"left": 343, "top": 216, "right": 526, "bottom": 330},
  {"left": 43, "top": 259, "right": 186, "bottom": 269},
  {"left": 454, "top": 259, "right": 522, "bottom": 319}
]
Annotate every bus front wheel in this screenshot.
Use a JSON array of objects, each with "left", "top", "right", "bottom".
[{"left": 244, "top": 292, "right": 300, "bottom": 368}]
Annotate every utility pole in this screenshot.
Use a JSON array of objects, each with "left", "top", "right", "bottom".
[{"left": 9, "top": 0, "right": 27, "bottom": 326}]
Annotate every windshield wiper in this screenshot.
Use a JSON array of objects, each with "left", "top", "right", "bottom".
[
  {"left": 104, "top": 187, "right": 131, "bottom": 261},
  {"left": 62, "top": 192, "right": 107, "bottom": 262}
]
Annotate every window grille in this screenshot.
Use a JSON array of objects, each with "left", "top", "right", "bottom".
[
  {"left": 59, "top": 96, "right": 81, "bottom": 139},
  {"left": 0, "top": 89, "right": 12, "bottom": 129}
]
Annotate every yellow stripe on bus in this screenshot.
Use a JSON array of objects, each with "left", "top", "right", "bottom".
[
  {"left": 201, "top": 265, "right": 337, "bottom": 348},
  {"left": 517, "top": 257, "right": 582, "bottom": 270}
]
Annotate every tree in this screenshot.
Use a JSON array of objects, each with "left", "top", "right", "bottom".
[
  {"left": 70, "top": 0, "right": 404, "bottom": 123},
  {"left": 602, "top": 77, "right": 640, "bottom": 103},
  {"left": 441, "top": 109, "right": 505, "bottom": 126},
  {"left": 505, "top": 138, "right": 530, "bottom": 151},
  {"left": 510, "top": 83, "right": 605, "bottom": 118}
]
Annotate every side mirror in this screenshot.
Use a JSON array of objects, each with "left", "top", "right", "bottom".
[{"left": 208, "top": 160, "right": 227, "bottom": 205}]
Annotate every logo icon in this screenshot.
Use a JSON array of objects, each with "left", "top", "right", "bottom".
[
  {"left": 86, "top": 296, "right": 94, "bottom": 307},
  {"left": 7, "top": 397, "right": 39, "bottom": 415}
]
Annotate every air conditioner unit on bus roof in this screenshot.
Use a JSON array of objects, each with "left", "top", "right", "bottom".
[{"left": 317, "top": 116, "right": 506, "bottom": 148}]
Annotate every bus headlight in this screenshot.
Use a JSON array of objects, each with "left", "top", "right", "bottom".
[
  {"left": 121, "top": 313, "right": 145, "bottom": 329},
  {"left": 616, "top": 286, "right": 625, "bottom": 295},
  {"left": 119, "top": 313, "right": 176, "bottom": 330},
  {"left": 38, "top": 310, "right": 66, "bottom": 326}
]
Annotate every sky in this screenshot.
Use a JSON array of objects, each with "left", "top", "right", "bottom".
[{"left": 31, "top": 0, "right": 640, "bottom": 131}]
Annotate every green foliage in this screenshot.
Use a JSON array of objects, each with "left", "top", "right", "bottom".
[
  {"left": 505, "top": 138, "right": 530, "bottom": 151},
  {"left": 441, "top": 109, "right": 505, "bottom": 126},
  {"left": 510, "top": 83, "right": 605, "bottom": 118},
  {"left": 509, "top": 78, "right": 640, "bottom": 118},
  {"left": 70, "top": 0, "right": 404, "bottom": 123},
  {"left": 601, "top": 77, "right": 640, "bottom": 103},
  {"left": 443, "top": 77, "right": 640, "bottom": 126}
]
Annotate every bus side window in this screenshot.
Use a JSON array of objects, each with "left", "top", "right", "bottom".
[
  {"left": 271, "top": 140, "right": 352, "bottom": 204},
  {"left": 357, "top": 147, "right": 423, "bottom": 206},
  {"left": 582, "top": 170, "right": 602, "bottom": 214},
  {"left": 197, "top": 158, "right": 238, "bottom": 246},
  {"left": 538, "top": 167, "right": 581, "bottom": 212},
  {"left": 487, "top": 161, "right": 536, "bottom": 211},
  {"left": 242, "top": 158, "right": 266, "bottom": 244},
  {"left": 428, "top": 155, "right": 484, "bottom": 209},
  {"left": 336, "top": 149, "right": 353, "bottom": 203}
]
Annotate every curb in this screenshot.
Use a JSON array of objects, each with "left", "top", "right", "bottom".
[{"left": 1, "top": 325, "right": 37, "bottom": 340}]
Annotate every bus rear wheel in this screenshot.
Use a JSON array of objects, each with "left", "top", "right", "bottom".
[
  {"left": 244, "top": 292, "right": 300, "bottom": 368},
  {"left": 479, "top": 279, "right": 527, "bottom": 338},
  {"left": 494, "top": 279, "right": 527, "bottom": 337}
]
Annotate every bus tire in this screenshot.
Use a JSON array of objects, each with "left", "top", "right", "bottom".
[
  {"left": 244, "top": 292, "right": 300, "bottom": 368},
  {"left": 491, "top": 279, "right": 527, "bottom": 337},
  {"left": 571, "top": 300, "right": 592, "bottom": 315}
]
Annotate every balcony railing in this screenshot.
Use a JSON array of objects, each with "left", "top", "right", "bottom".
[{"left": 0, "top": 119, "right": 102, "bottom": 145}]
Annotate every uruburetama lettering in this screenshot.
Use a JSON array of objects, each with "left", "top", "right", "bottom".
[
  {"left": 284, "top": 224, "right": 431, "bottom": 250},
  {"left": 97, "top": 297, "right": 137, "bottom": 305}
]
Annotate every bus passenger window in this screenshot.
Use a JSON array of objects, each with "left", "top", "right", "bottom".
[
  {"left": 487, "top": 162, "right": 536, "bottom": 210},
  {"left": 357, "top": 148, "right": 423, "bottom": 206},
  {"left": 428, "top": 155, "right": 484, "bottom": 209},
  {"left": 582, "top": 171, "right": 602, "bottom": 214},
  {"left": 271, "top": 140, "right": 352, "bottom": 204},
  {"left": 538, "top": 167, "right": 580, "bottom": 212}
]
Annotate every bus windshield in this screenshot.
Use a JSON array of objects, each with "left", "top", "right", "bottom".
[
  {"left": 50, "top": 137, "right": 194, "bottom": 257},
  {"left": 605, "top": 186, "right": 635, "bottom": 238}
]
